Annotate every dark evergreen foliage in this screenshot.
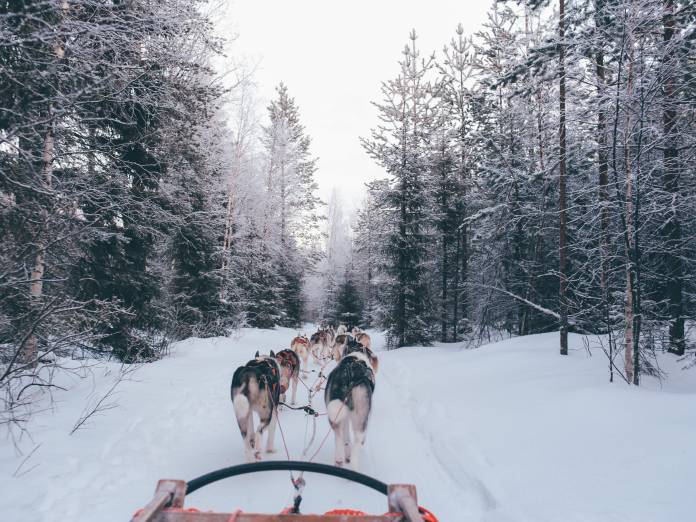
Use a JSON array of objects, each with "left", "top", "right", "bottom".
[
  {"left": 233, "top": 231, "right": 284, "bottom": 329},
  {"left": 332, "top": 278, "right": 364, "bottom": 328}
]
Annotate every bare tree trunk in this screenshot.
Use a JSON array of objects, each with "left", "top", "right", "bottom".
[
  {"left": 441, "top": 220, "right": 448, "bottom": 342},
  {"left": 398, "top": 191, "right": 407, "bottom": 347},
  {"left": 222, "top": 189, "right": 234, "bottom": 269},
  {"left": 558, "top": 0, "right": 569, "bottom": 355},
  {"left": 624, "top": 269, "right": 634, "bottom": 383},
  {"left": 624, "top": 148, "right": 635, "bottom": 384},
  {"left": 595, "top": 0, "right": 613, "bottom": 381},
  {"left": 23, "top": 3, "right": 68, "bottom": 364},
  {"left": 452, "top": 232, "right": 460, "bottom": 342},
  {"left": 453, "top": 101, "right": 469, "bottom": 342},
  {"left": 222, "top": 140, "right": 240, "bottom": 269},
  {"left": 623, "top": 16, "right": 636, "bottom": 385},
  {"left": 397, "top": 112, "right": 408, "bottom": 347},
  {"left": 661, "top": 0, "right": 685, "bottom": 355},
  {"left": 460, "top": 222, "right": 469, "bottom": 334},
  {"left": 631, "top": 43, "right": 648, "bottom": 386},
  {"left": 23, "top": 120, "right": 54, "bottom": 366},
  {"left": 439, "top": 147, "right": 449, "bottom": 342}
]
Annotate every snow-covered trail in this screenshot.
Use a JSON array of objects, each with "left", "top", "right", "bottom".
[
  {"left": 158, "top": 328, "right": 505, "bottom": 521},
  {"left": 2, "top": 327, "right": 695, "bottom": 522},
  {"left": 0, "top": 327, "right": 495, "bottom": 521}
]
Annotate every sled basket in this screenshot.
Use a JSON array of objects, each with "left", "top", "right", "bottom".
[{"left": 130, "top": 460, "right": 433, "bottom": 522}]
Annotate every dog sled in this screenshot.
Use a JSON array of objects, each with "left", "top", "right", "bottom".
[{"left": 131, "top": 460, "right": 438, "bottom": 521}]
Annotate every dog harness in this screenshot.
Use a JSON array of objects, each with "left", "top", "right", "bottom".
[{"left": 239, "top": 357, "right": 281, "bottom": 402}]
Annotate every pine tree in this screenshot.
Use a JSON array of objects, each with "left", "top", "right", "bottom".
[
  {"left": 362, "top": 30, "right": 437, "bottom": 347},
  {"left": 69, "top": 0, "right": 225, "bottom": 361},
  {"left": 353, "top": 187, "right": 386, "bottom": 328},
  {"left": 1, "top": 0, "right": 230, "bottom": 423},
  {"left": 234, "top": 227, "right": 284, "bottom": 329},
  {"left": 333, "top": 277, "right": 364, "bottom": 328},
  {"left": 169, "top": 186, "right": 227, "bottom": 339},
  {"left": 436, "top": 23, "right": 476, "bottom": 341}
]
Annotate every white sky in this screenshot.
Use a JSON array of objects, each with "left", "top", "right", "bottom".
[{"left": 218, "top": 0, "right": 492, "bottom": 206}]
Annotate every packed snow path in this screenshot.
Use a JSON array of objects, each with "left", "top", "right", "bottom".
[{"left": 1, "top": 327, "right": 695, "bottom": 521}]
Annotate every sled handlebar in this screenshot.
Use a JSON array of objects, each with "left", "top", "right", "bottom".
[
  {"left": 133, "top": 462, "right": 430, "bottom": 521},
  {"left": 186, "top": 460, "right": 388, "bottom": 495}
]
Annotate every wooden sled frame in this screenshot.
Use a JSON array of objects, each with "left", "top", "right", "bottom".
[{"left": 131, "top": 461, "right": 425, "bottom": 522}]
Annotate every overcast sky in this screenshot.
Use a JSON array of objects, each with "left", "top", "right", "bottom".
[{"left": 219, "top": 0, "right": 491, "bottom": 207}]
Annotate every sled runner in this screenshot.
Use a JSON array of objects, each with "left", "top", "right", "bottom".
[{"left": 130, "top": 460, "right": 437, "bottom": 521}]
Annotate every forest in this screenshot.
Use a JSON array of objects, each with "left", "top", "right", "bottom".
[
  {"left": 353, "top": 0, "right": 696, "bottom": 387},
  {"left": 2, "top": 0, "right": 695, "bottom": 430}
]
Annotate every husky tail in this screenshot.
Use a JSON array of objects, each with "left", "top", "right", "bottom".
[
  {"left": 327, "top": 399, "right": 349, "bottom": 427},
  {"left": 233, "top": 382, "right": 250, "bottom": 419}
]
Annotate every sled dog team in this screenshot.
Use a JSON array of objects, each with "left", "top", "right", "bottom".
[{"left": 230, "top": 325, "right": 377, "bottom": 470}]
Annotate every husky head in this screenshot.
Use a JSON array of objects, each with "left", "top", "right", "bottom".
[
  {"left": 343, "top": 339, "right": 379, "bottom": 373},
  {"left": 274, "top": 349, "right": 298, "bottom": 392}
]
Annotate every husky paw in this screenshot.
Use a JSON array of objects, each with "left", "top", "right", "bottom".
[
  {"left": 334, "top": 460, "right": 344, "bottom": 467},
  {"left": 266, "top": 448, "right": 277, "bottom": 454},
  {"left": 254, "top": 451, "right": 262, "bottom": 461}
]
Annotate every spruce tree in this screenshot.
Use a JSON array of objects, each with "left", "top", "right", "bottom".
[
  {"left": 362, "top": 31, "right": 437, "bottom": 347},
  {"left": 333, "top": 277, "right": 364, "bottom": 328},
  {"left": 229, "top": 221, "right": 284, "bottom": 329}
]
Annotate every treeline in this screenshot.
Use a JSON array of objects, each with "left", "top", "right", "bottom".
[
  {"left": 0, "top": 0, "right": 322, "bottom": 424},
  {"left": 355, "top": 0, "right": 695, "bottom": 382}
]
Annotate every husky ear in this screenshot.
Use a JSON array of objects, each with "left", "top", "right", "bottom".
[
  {"left": 255, "top": 350, "right": 260, "bottom": 358},
  {"left": 270, "top": 350, "right": 276, "bottom": 358}
]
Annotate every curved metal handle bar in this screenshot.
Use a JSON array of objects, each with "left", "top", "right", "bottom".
[{"left": 186, "top": 460, "right": 388, "bottom": 496}]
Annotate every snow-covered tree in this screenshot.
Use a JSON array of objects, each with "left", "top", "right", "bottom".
[
  {"left": 362, "top": 30, "right": 438, "bottom": 347},
  {"left": 261, "top": 83, "right": 323, "bottom": 327}
]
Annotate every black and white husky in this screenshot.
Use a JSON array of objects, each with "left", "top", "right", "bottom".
[
  {"left": 231, "top": 351, "right": 281, "bottom": 462},
  {"left": 324, "top": 341, "right": 379, "bottom": 470}
]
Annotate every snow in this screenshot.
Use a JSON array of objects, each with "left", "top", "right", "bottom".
[{"left": 1, "top": 328, "right": 695, "bottom": 521}]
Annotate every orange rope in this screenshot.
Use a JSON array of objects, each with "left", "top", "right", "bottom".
[
  {"left": 417, "top": 505, "right": 439, "bottom": 522},
  {"left": 324, "top": 508, "right": 367, "bottom": 515}
]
